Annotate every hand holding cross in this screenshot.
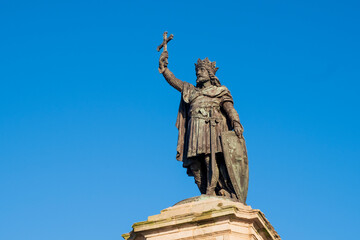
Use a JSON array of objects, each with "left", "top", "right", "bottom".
[{"left": 157, "top": 31, "right": 173, "bottom": 73}]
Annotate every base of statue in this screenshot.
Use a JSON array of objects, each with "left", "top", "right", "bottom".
[{"left": 122, "top": 195, "right": 281, "bottom": 240}]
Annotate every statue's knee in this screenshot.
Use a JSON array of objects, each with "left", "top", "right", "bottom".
[
  {"left": 190, "top": 160, "right": 201, "bottom": 171},
  {"left": 190, "top": 164, "right": 200, "bottom": 172}
]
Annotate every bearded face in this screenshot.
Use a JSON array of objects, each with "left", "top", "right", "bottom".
[{"left": 196, "top": 67, "right": 210, "bottom": 84}]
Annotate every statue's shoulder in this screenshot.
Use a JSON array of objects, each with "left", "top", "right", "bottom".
[
  {"left": 214, "top": 85, "right": 231, "bottom": 95},
  {"left": 183, "top": 81, "right": 195, "bottom": 90},
  {"left": 218, "top": 85, "right": 230, "bottom": 92},
  {"left": 214, "top": 85, "right": 233, "bottom": 101},
  {"left": 182, "top": 82, "right": 196, "bottom": 103}
]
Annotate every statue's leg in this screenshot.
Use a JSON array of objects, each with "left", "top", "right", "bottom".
[
  {"left": 200, "top": 157, "right": 207, "bottom": 194},
  {"left": 217, "top": 154, "right": 236, "bottom": 199},
  {"left": 218, "top": 165, "right": 232, "bottom": 198},
  {"left": 189, "top": 159, "right": 205, "bottom": 194},
  {"left": 205, "top": 154, "right": 219, "bottom": 195}
]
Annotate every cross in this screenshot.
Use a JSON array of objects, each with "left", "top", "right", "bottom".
[{"left": 157, "top": 31, "right": 174, "bottom": 52}]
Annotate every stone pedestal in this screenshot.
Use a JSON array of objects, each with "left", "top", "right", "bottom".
[{"left": 122, "top": 195, "right": 280, "bottom": 240}]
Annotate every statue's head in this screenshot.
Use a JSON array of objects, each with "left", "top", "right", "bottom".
[{"left": 195, "top": 58, "right": 221, "bottom": 87}]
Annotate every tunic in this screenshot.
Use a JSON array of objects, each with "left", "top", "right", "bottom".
[{"left": 176, "top": 82, "right": 234, "bottom": 166}]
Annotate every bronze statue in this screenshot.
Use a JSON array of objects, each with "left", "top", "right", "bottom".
[{"left": 158, "top": 32, "right": 249, "bottom": 203}]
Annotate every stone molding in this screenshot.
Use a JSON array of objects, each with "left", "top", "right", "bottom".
[{"left": 123, "top": 195, "right": 281, "bottom": 240}]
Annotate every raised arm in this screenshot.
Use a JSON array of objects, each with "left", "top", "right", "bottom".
[
  {"left": 223, "top": 101, "right": 244, "bottom": 138},
  {"left": 159, "top": 51, "right": 184, "bottom": 92}
]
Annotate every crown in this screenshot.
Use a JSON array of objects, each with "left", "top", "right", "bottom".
[{"left": 195, "top": 57, "right": 219, "bottom": 75}]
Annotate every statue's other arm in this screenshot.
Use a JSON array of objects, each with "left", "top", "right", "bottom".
[
  {"left": 159, "top": 51, "right": 184, "bottom": 92},
  {"left": 223, "top": 101, "right": 244, "bottom": 137}
]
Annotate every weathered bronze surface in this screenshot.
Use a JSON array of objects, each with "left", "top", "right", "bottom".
[
  {"left": 158, "top": 32, "right": 249, "bottom": 203},
  {"left": 221, "top": 131, "right": 249, "bottom": 203}
]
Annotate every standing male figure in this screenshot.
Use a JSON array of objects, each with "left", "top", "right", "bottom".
[{"left": 159, "top": 50, "right": 246, "bottom": 200}]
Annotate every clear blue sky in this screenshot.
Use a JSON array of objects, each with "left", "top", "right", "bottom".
[{"left": 1, "top": 0, "right": 359, "bottom": 239}]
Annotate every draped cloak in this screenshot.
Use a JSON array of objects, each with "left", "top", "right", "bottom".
[{"left": 175, "top": 82, "right": 234, "bottom": 173}]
